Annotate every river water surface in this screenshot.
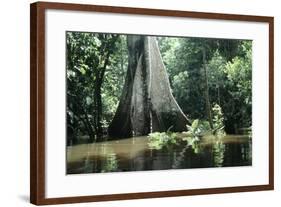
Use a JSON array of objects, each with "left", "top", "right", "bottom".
[{"left": 67, "top": 135, "right": 252, "bottom": 174}]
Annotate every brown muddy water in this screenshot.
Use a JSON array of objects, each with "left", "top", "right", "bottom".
[{"left": 66, "top": 135, "right": 252, "bottom": 174}]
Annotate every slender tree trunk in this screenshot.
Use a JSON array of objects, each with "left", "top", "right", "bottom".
[
  {"left": 94, "top": 36, "right": 118, "bottom": 141},
  {"left": 202, "top": 47, "right": 213, "bottom": 129},
  {"left": 95, "top": 81, "right": 103, "bottom": 141},
  {"left": 108, "top": 36, "right": 189, "bottom": 138}
]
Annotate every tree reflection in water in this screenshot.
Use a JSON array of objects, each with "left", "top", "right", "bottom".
[
  {"left": 101, "top": 153, "right": 118, "bottom": 173},
  {"left": 67, "top": 133, "right": 252, "bottom": 174}
]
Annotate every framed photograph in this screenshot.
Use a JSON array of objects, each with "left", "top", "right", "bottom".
[{"left": 30, "top": 1, "right": 274, "bottom": 205}]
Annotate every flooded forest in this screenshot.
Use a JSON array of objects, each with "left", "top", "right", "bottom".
[{"left": 66, "top": 32, "right": 252, "bottom": 174}]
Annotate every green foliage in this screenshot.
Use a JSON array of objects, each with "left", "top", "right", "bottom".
[
  {"left": 183, "top": 119, "right": 209, "bottom": 154},
  {"left": 205, "top": 51, "right": 227, "bottom": 103},
  {"left": 183, "top": 104, "right": 226, "bottom": 155},
  {"left": 212, "top": 104, "right": 225, "bottom": 134},
  {"left": 210, "top": 104, "right": 226, "bottom": 166},
  {"left": 184, "top": 119, "right": 213, "bottom": 138},
  {"left": 158, "top": 38, "right": 252, "bottom": 132},
  {"left": 148, "top": 106, "right": 227, "bottom": 158},
  {"left": 67, "top": 32, "right": 126, "bottom": 143},
  {"left": 147, "top": 119, "right": 207, "bottom": 152},
  {"left": 172, "top": 71, "right": 189, "bottom": 104},
  {"left": 148, "top": 131, "right": 178, "bottom": 150},
  {"left": 101, "top": 36, "right": 128, "bottom": 126},
  {"left": 185, "top": 119, "right": 201, "bottom": 139},
  {"left": 223, "top": 41, "right": 252, "bottom": 128}
]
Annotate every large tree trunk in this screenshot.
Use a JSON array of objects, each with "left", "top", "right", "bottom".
[
  {"left": 108, "top": 36, "right": 189, "bottom": 138},
  {"left": 145, "top": 37, "right": 189, "bottom": 132},
  {"left": 108, "top": 36, "right": 146, "bottom": 137}
]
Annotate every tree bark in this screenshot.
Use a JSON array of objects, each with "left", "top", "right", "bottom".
[
  {"left": 145, "top": 37, "right": 189, "bottom": 132},
  {"left": 108, "top": 36, "right": 189, "bottom": 138},
  {"left": 108, "top": 36, "right": 144, "bottom": 137}
]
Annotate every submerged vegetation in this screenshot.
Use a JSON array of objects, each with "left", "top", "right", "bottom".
[
  {"left": 148, "top": 131, "right": 177, "bottom": 150},
  {"left": 147, "top": 103, "right": 252, "bottom": 168},
  {"left": 148, "top": 104, "right": 230, "bottom": 157}
]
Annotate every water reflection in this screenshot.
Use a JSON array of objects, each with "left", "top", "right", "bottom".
[
  {"left": 67, "top": 134, "right": 252, "bottom": 174},
  {"left": 213, "top": 138, "right": 225, "bottom": 167}
]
